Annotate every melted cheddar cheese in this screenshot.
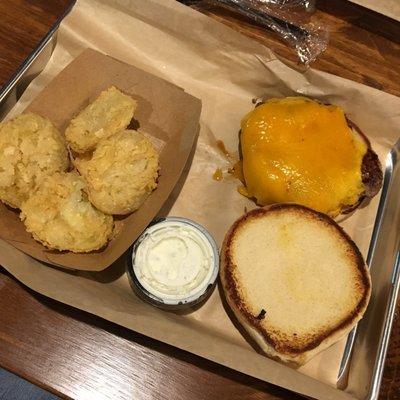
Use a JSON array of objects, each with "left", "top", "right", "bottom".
[{"left": 239, "top": 97, "right": 367, "bottom": 217}]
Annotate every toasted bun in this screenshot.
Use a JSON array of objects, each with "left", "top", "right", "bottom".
[{"left": 220, "top": 204, "right": 371, "bottom": 366}]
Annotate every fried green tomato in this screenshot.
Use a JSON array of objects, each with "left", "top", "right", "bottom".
[
  {"left": 0, "top": 113, "right": 69, "bottom": 208},
  {"left": 20, "top": 172, "right": 114, "bottom": 253},
  {"left": 75, "top": 130, "right": 159, "bottom": 215},
  {"left": 65, "top": 86, "right": 137, "bottom": 153}
]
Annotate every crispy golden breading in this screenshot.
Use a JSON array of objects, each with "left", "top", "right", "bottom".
[
  {"left": 75, "top": 130, "right": 159, "bottom": 215},
  {"left": 0, "top": 113, "right": 69, "bottom": 209},
  {"left": 65, "top": 86, "right": 137, "bottom": 153},
  {"left": 20, "top": 172, "right": 114, "bottom": 253}
]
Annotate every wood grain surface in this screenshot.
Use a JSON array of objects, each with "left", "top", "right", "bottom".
[{"left": 0, "top": 1, "right": 399, "bottom": 399}]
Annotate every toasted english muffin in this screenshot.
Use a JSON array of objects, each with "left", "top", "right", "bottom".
[
  {"left": 65, "top": 86, "right": 137, "bottom": 153},
  {"left": 74, "top": 130, "right": 159, "bottom": 215},
  {"left": 237, "top": 97, "right": 382, "bottom": 217},
  {"left": 0, "top": 113, "right": 69, "bottom": 209},
  {"left": 20, "top": 172, "right": 114, "bottom": 253},
  {"left": 220, "top": 204, "right": 371, "bottom": 366}
]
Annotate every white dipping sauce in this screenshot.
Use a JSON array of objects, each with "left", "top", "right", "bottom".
[{"left": 133, "top": 220, "right": 216, "bottom": 302}]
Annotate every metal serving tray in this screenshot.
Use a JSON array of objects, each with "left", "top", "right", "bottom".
[
  {"left": 343, "top": 139, "right": 400, "bottom": 399},
  {"left": 0, "top": 1, "right": 75, "bottom": 120},
  {"left": 0, "top": 4, "right": 399, "bottom": 399}
]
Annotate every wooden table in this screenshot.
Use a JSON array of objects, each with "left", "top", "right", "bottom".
[{"left": 0, "top": 1, "right": 399, "bottom": 399}]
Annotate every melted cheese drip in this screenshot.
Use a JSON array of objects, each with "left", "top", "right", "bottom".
[{"left": 240, "top": 97, "right": 367, "bottom": 216}]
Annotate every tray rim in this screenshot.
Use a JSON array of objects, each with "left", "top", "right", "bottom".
[
  {"left": 0, "top": 2, "right": 399, "bottom": 399},
  {"left": 337, "top": 141, "right": 400, "bottom": 398},
  {"left": 0, "top": 0, "right": 76, "bottom": 113}
]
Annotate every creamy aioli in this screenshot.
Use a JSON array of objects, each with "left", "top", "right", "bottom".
[{"left": 133, "top": 220, "right": 216, "bottom": 303}]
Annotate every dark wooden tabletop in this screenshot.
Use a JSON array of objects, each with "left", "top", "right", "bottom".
[{"left": 0, "top": 1, "right": 399, "bottom": 399}]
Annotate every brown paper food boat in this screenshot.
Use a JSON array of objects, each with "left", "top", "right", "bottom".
[{"left": 0, "top": 49, "right": 202, "bottom": 271}]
